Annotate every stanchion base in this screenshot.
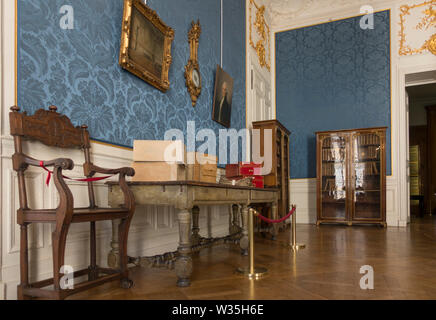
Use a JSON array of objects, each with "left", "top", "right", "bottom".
[
  {"left": 284, "top": 243, "right": 306, "bottom": 251},
  {"left": 236, "top": 267, "right": 268, "bottom": 279}
]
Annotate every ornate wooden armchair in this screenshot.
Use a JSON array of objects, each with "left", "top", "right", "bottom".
[{"left": 9, "top": 106, "right": 136, "bottom": 300}]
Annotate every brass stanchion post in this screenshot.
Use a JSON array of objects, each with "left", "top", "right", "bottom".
[
  {"left": 286, "top": 205, "right": 305, "bottom": 251},
  {"left": 237, "top": 208, "right": 267, "bottom": 279}
]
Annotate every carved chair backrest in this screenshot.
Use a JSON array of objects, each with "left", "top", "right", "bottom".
[{"left": 9, "top": 105, "right": 97, "bottom": 208}]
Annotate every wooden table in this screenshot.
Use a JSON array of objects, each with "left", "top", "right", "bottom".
[{"left": 107, "top": 181, "right": 279, "bottom": 287}]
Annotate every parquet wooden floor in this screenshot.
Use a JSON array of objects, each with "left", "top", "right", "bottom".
[{"left": 71, "top": 216, "right": 436, "bottom": 300}]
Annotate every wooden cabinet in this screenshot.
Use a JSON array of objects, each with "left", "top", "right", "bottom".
[
  {"left": 252, "top": 120, "right": 291, "bottom": 218},
  {"left": 316, "top": 127, "right": 387, "bottom": 227}
]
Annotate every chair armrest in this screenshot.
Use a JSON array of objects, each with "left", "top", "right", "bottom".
[
  {"left": 84, "top": 163, "right": 135, "bottom": 177},
  {"left": 12, "top": 153, "right": 75, "bottom": 222},
  {"left": 85, "top": 163, "right": 136, "bottom": 211},
  {"left": 12, "top": 153, "right": 74, "bottom": 172}
]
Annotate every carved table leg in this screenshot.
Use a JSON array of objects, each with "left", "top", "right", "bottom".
[
  {"left": 191, "top": 206, "right": 201, "bottom": 247},
  {"left": 175, "top": 208, "right": 193, "bottom": 287},
  {"left": 229, "top": 204, "right": 240, "bottom": 235},
  {"left": 108, "top": 219, "right": 121, "bottom": 269},
  {"left": 240, "top": 205, "right": 249, "bottom": 256},
  {"left": 271, "top": 202, "right": 278, "bottom": 241}
]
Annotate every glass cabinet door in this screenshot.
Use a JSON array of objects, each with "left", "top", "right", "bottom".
[
  {"left": 320, "top": 134, "right": 348, "bottom": 221},
  {"left": 351, "top": 132, "right": 383, "bottom": 221}
]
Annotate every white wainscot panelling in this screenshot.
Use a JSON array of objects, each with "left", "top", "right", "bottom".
[
  {"left": 7, "top": 169, "right": 45, "bottom": 254},
  {"left": 0, "top": 137, "right": 230, "bottom": 299},
  {"left": 289, "top": 179, "right": 317, "bottom": 224},
  {"left": 386, "top": 177, "right": 400, "bottom": 227},
  {"left": 290, "top": 177, "right": 400, "bottom": 226}
]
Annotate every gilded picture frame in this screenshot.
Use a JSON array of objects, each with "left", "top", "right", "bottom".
[{"left": 119, "top": 0, "right": 174, "bottom": 92}]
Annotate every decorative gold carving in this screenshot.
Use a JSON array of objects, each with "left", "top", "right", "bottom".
[
  {"left": 184, "top": 21, "right": 202, "bottom": 107},
  {"left": 428, "top": 33, "right": 436, "bottom": 54},
  {"left": 119, "top": 0, "right": 174, "bottom": 92},
  {"left": 417, "top": 3, "right": 436, "bottom": 30},
  {"left": 399, "top": 0, "right": 436, "bottom": 56},
  {"left": 249, "top": 0, "right": 271, "bottom": 71}
]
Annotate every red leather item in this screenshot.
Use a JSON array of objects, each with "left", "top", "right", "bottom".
[
  {"left": 252, "top": 176, "right": 264, "bottom": 188},
  {"left": 226, "top": 162, "right": 263, "bottom": 179}
]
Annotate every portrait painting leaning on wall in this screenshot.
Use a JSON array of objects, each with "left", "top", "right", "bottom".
[{"left": 212, "top": 65, "right": 234, "bottom": 128}]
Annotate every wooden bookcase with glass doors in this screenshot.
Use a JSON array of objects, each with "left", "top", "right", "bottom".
[{"left": 316, "top": 127, "right": 387, "bottom": 227}]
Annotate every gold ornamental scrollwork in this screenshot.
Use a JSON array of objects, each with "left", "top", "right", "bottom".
[
  {"left": 185, "top": 21, "right": 202, "bottom": 107},
  {"left": 399, "top": 0, "right": 436, "bottom": 56},
  {"left": 249, "top": 0, "right": 271, "bottom": 71},
  {"left": 427, "top": 33, "right": 436, "bottom": 54}
]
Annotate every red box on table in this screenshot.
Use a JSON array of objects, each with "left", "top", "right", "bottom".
[
  {"left": 226, "top": 162, "right": 263, "bottom": 179},
  {"left": 251, "top": 176, "right": 264, "bottom": 188},
  {"left": 225, "top": 162, "right": 264, "bottom": 188}
]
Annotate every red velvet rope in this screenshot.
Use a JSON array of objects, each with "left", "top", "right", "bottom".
[
  {"left": 40, "top": 161, "right": 113, "bottom": 186},
  {"left": 255, "top": 206, "right": 296, "bottom": 224}
]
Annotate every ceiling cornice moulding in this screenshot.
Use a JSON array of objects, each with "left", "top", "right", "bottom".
[{"left": 269, "top": 0, "right": 397, "bottom": 30}]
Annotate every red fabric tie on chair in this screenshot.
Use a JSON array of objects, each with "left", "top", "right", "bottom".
[{"left": 40, "top": 161, "right": 113, "bottom": 186}]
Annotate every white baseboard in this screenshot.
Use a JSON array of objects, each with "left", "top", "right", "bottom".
[{"left": 290, "top": 179, "right": 317, "bottom": 225}]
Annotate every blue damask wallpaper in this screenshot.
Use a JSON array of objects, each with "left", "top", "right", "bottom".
[
  {"left": 276, "top": 11, "right": 391, "bottom": 179},
  {"left": 18, "top": 0, "right": 246, "bottom": 160}
]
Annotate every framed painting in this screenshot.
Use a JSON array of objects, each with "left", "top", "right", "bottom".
[
  {"left": 119, "top": 0, "right": 174, "bottom": 92},
  {"left": 212, "top": 65, "right": 234, "bottom": 128}
]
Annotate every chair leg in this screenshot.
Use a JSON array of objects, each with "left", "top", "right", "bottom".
[
  {"left": 118, "top": 218, "right": 133, "bottom": 289},
  {"left": 17, "top": 224, "right": 29, "bottom": 300},
  {"left": 52, "top": 225, "right": 70, "bottom": 299},
  {"left": 89, "top": 222, "right": 98, "bottom": 281}
]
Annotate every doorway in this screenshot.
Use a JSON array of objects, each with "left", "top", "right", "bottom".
[{"left": 406, "top": 82, "right": 436, "bottom": 224}]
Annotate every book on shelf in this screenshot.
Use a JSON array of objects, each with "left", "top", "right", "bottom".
[
  {"left": 357, "top": 134, "right": 380, "bottom": 146},
  {"left": 322, "top": 137, "right": 345, "bottom": 148},
  {"left": 354, "top": 161, "right": 379, "bottom": 175},
  {"left": 322, "top": 162, "right": 345, "bottom": 176},
  {"left": 322, "top": 148, "right": 345, "bottom": 162},
  {"left": 357, "top": 145, "right": 380, "bottom": 160}
]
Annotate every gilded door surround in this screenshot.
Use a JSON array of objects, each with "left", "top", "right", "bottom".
[
  {"left": 399, "top": 0, "right": 436, "bottom": 56},
  {"left": 249, "top": 0, "right": 271, "bottom": 71}
]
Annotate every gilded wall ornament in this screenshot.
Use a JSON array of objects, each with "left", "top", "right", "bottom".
[
  {"left": 427, "top": 33, "right": 436, "bottom": 55},
  {"left": 249, "top": 0, "right": 271, "bottom": 71},
  {"left": 185, "top": 21, "right": 202, "bottom": 107},
  {"left": 399, "top": 0, "right": 436, "bottom": 56}
]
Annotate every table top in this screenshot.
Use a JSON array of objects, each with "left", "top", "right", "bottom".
[{"left": 107, "top": 180, "right": 279, "bottom": 192}]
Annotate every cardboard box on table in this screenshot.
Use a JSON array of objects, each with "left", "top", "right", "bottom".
[
  {"left": 132, "top": 140, "right": 186, "bottom": 182},
  {"left": 132, "top": 141, "right": 217, "bottom": 183},
  {"left": 133, "top": 140, "right": 185, "bottom": 163},
  {"left": 132, "top": 162, "right": 187, "bottom": 182},
  {"left": 186, "top": 152, "right": 218, "bottom": 183}
]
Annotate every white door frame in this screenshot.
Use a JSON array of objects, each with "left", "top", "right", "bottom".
[
  {"left": 0, "top": 0, "right": 5, "bottom": 300},
  {"left": 398, "top": 63, "right": 436, "bottom": 225}
]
